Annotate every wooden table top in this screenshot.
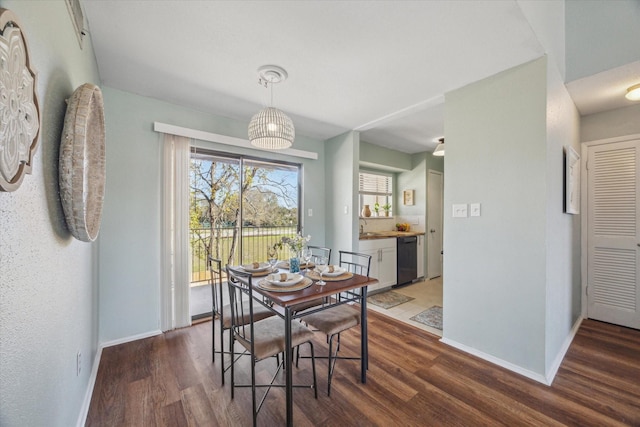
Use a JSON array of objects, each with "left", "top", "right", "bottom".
[{"left": 251, "top": 272, "right": 377, "bottom": 308}]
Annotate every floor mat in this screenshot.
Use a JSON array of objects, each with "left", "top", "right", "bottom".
[
  {"left": 409, "top": 306, "right": 442, "bottom": 330},
  {"left": 367, "top": 290, "right": 414, "bottom": 309}
]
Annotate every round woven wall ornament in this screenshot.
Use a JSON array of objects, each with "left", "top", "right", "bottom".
[
  {"left": 0, "top": 8, "right": 40, "bottom": 192},
  {"left": 59, "top": 83, "right": 106, "bottom": 242}
]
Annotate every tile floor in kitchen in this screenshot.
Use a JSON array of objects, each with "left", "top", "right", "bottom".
[{"left": 367, "top": 275, "right": 443, "bottom": 337}]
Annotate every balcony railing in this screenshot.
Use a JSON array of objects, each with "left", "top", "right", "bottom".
[{"left": 190, "top": 225, "right": 298, "bottom": 283}]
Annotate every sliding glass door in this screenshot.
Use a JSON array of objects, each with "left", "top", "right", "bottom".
[
  {"left": 189, "top": 150, "right": 300, "bottom": 318},
  {"left": 239, "top": 158, "right": 301, "bottom": 264}
]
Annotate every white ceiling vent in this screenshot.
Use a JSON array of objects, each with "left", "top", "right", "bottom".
[{"left": 65, "top": 0, "right": 85, "bottom": 49}]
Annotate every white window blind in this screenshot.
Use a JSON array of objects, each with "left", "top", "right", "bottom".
[{"left": 359, "top": 172, "right": 392, "bottom": 195}]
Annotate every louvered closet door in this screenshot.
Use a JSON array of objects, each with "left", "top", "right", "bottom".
[{"left": 587, "top": 138, "right": 640, "bottom": 329}]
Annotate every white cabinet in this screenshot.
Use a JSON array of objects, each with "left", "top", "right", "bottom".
[
  {"left": 417, "top": 234, "right": 425, "bottom": 279},
  {"left": 359, "top": 238, "right": 397, "bottom": 292}
]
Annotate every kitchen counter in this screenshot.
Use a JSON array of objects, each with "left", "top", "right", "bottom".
[{"left": 359, "top": 230, "right": 425, "bottom": 240}]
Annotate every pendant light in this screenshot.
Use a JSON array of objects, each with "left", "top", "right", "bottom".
[
  {"left": 248, "top": 65, "right": 295, "bottom": 150},
  {"left": 432, "top": 138, "right": 445, "bottom": 156}
]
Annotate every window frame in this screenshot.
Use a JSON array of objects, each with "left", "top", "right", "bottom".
[{"left": 358, "top": 170, "right": 394, "bottom": 217}]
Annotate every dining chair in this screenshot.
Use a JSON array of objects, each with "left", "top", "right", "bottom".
[
  {"left": 208, "top": 257, "right": 274, "bottom": 385},
  {"left": 298, "top": 250, "right": 371, "bottom": 396},
  {"left": 307, "top": 245, "right": 331, "bottom": 264},
  {"left": 226, "top": 265, "right": 318, "bottom": 426},
  {"left": 289, "top": 245, "right": 333, "bottom": 314}
]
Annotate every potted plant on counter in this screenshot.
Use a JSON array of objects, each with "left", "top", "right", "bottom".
[
  {"left": 373, "top": 202, "right": 380, "bottom": 216},
  {"left": 382, "top": 203, "right": 391, "bottom": 216}
]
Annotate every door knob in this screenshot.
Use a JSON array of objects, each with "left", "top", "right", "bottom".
[{"left": 430, "top": 229, "right": 436, "bottom": 233}]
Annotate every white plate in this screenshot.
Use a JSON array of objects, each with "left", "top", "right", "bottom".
[
  {"left": 266, "top": 273, "right": 304, "bottom": 287},
  {"left": 317, "top": 265, "right": 346, "bottom": 277},
  {"left": 241, "top": 262, "right": 270, "bottom": 272}
]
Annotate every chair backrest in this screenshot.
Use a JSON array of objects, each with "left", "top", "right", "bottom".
[
  {"left": 308, "top": 245, "right": 332, "bottom": 265},
  {"left": 338, "top": 250, "right": 372, "bottom": 276},
  {"left": 225, "top": 265, "right": 260, "bottom": 350},
  {"left": 208, "top": 257, "right": 224, "bottom": 317}
]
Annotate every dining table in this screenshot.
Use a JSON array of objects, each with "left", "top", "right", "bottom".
[{"left": 249, "top": 266, "right": 378, "bottom": 427}]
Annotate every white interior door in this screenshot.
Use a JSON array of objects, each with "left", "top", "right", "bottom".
[
  {"left": 587, "top": 138, "right": 640, "bottom": 329},
  {"left": 427, "top": 170, "right": 443, "bottom": 279}
]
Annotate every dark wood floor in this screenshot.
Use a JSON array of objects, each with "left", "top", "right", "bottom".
[{"left": 86, "top": 312, "right": 640, "bottom": 426}]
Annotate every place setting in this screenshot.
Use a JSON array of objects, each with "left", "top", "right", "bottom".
[
  {"left": 257, "top": 272, "right": 313, "bottom": 292},
  {"left": 305, "top": 264, "right": 354, "bottom": 282},
  {"left": 237, "top": 261, "right": 275, "bottom": 277},
  {"left": 275, "top": 259, "right": 315, "bottom": 270}
]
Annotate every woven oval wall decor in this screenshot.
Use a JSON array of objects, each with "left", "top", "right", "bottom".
[{"left": 59, "top": 83, "right": 106, "bottom": 242}]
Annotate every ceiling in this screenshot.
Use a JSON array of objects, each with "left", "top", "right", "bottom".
[{"left": 83, "top": 1, "right": 639, "bottom": 155}]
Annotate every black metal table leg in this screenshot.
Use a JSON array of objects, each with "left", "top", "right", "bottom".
[
  {"left": 361, "top": 286, "right": 368, "bottom": 382},
  {"left": 285, "top": 306, "right": 293, "bottom": 426}
]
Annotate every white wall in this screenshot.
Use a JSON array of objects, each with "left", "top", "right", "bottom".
[
  {"left": 518, "top": 0, "right": 566, "bottom": 80},
  {"left": 543, "top": 60, "right": 581, "bottom": 377},
  {"left": 565, "top": 0, "right": 640, "bottom": 81},
  {"left": 359, "top": 140, "right": 412, "bottom": 171},
  {"left": 443, "top": 58, "right": 549, "bottom": 376},
  {"left": 99, "top": 87, "right": 327, "bottom": 341},
  {"left": 325, "top": 131, "right": 359, "bottom": 253},
  {"left": 0, "top": 1, "right": 101, "bottom": 425},
  {"left": 397, "top": 157, "right": 424, "bottom": 219},
  {"left": 581, "top": 104, "right": 640, "bottom": 142},
  {"left": 443, "top": 55, "right": 582, "bottom": 382}
]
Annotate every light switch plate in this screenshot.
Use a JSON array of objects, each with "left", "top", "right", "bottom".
[
  {"left": 452, "top": 204, "right": 468, "bottom": 218},
  {"left": 470, "top": 203, "right": 481, "bottom": 217}
]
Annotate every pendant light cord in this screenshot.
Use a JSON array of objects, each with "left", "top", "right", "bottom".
[{"left": 270, "top": 80, "right": 273, "bottom": 107}]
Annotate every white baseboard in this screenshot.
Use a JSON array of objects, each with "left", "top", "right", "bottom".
[
  {"left": 440, "top": 316, "right": 584, "bottom": 387},
  {"left": 76, "top": 346, "right": 102, "bottom": 427},
  {"left": 100, "top": 329, "right": 163, "bottom": 348},
  {"left": 76, "top": 329, "right": 163, "bottom": 426},
  {"left": 545, "top": 316, "right": 583, "bottom": 384},
  {"left": 439, "top": 337, "right": 551, "bottom": 385}
]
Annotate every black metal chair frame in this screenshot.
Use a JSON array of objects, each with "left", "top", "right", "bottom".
[
  {"left": 208, "top": 257, "right": 238, "bottom": 385},
  {"left": 226, "top": 265, "right": 318, "bottom": 426},
  {"left": 298, "top": 250, "right": 371, "bottom": 395},
  {"left": 307, "top": 245, "right": 332, "bottom": 265},
  {"left": 209, "top": 257, "right": 275, "bottom": 386}
]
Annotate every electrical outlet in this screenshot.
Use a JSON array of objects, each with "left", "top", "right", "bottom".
[{"left": 76, "top": 351, "right": 82, "bottom": 376}]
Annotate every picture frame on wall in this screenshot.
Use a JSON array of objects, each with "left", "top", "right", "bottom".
[
  {"left": 564, "top": 146, "right": 580, "bottom": 214},
  {"left": 403, "top": 189, "right": 414, "bottom": 206}
]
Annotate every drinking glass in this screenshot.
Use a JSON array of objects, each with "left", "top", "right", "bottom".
[
  {"left": 267, "top": 247, "right": 278, "bottom": 271},
  {"left": 302, "top": 248, "right": 312, "bottom": 273},
  {"left": 315, "top": 256, "right": 327, "bottom": 286}
]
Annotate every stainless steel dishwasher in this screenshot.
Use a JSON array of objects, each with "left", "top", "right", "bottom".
[{"left": 394, "top": 236, "right": 417, "bottom": 287}]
